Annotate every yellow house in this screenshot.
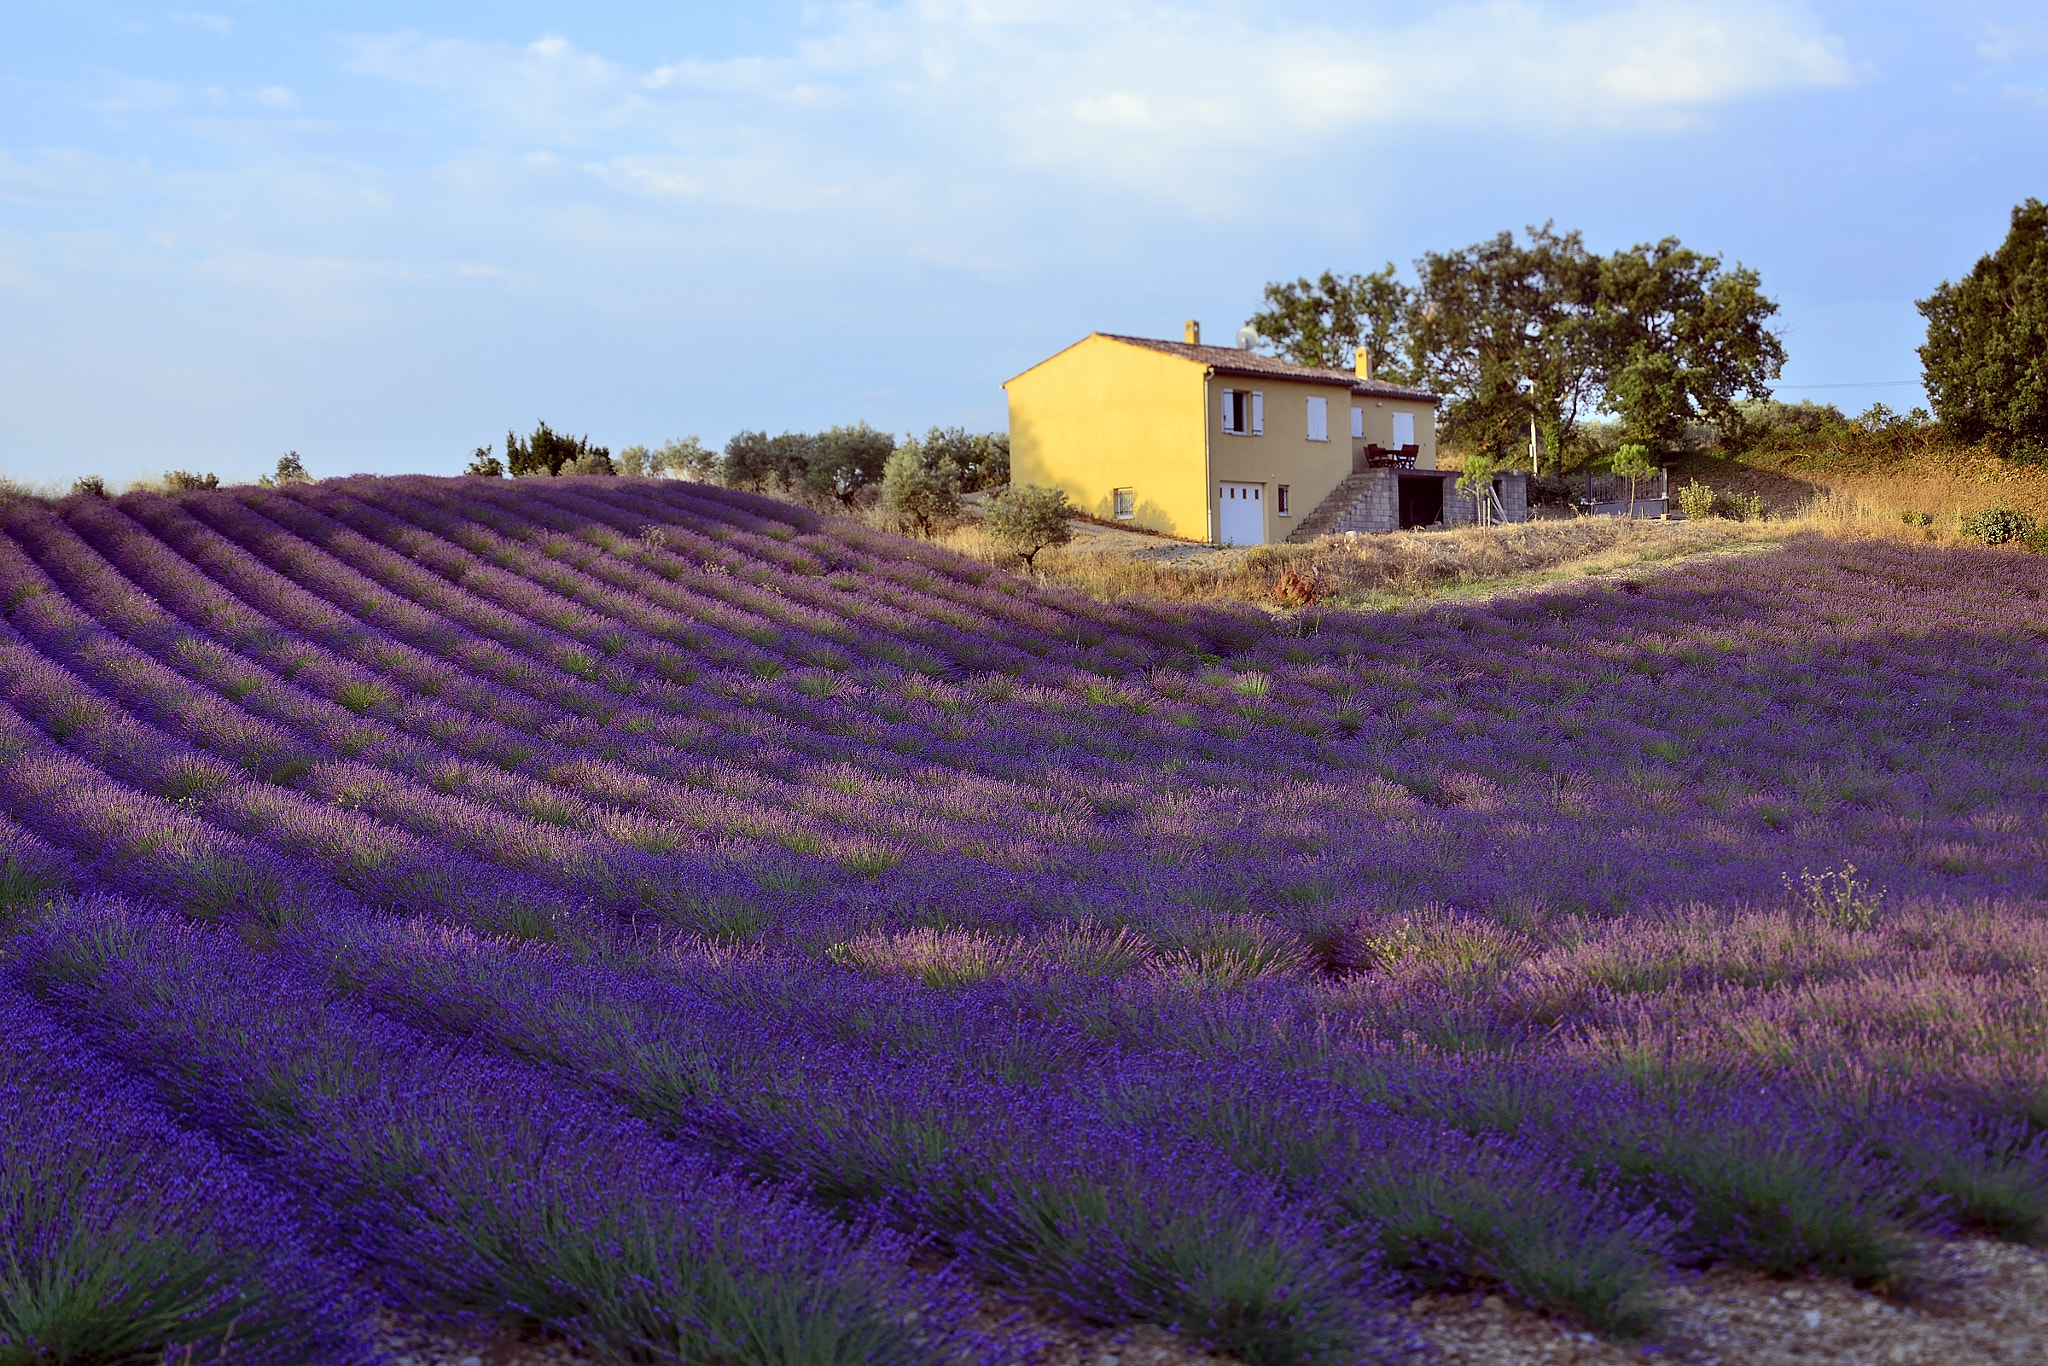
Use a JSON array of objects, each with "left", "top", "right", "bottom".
[{"left": 1004, "top": 323, "right": 1490, "bottom": 545}]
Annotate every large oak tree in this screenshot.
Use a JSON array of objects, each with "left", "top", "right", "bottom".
[
  {"left": 1918, "top": 199, "right": 2048, "bottom": 448},
  {"left": 1251, "top": 224, "right": 1785, "bottom": 469}
]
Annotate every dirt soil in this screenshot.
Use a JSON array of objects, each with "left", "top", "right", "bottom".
[{"left": 379, "top": 1236, "right": 2046, "bottom": 1365}]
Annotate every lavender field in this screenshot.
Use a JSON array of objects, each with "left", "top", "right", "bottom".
[{"left": 2, "top": 475, "right": 2046, "bottom": 1364}]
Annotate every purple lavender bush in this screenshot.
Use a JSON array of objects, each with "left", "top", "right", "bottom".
[
  {"left": 2, "top": 475, "right": 2047, "bottom": 1349},
  {"left": 10, "top": 902, "right": 992, "bottom": 1366},
  {"left": 0, "top": 978, "right": 370, "bottom": 1364}
]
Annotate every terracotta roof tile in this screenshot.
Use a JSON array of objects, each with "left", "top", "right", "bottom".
[{"left": 1098, "top": 333, "right": 1440, "bottom": 403}]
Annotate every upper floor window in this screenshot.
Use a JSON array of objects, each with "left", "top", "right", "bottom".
[
  {"left": 1113, "top": 487, "right": 1135, "bottom": 520},
  {"left": 1221, "top": 387, "right": 1264, "bottom": 435},
  {"left": 1306, "top": 397, "right": 1329, "bottom": 442}
]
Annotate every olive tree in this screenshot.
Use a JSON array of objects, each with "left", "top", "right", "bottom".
[
  {"left": 879, "top": 440, "right": 964, "bottom": 538},
  {"left": 983, "top": 485, "right": 1073, "bottom": 567}
]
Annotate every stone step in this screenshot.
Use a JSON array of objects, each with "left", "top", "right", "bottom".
[{"left": 1287, "top": 469, "right": 1387, "bottom": 543}]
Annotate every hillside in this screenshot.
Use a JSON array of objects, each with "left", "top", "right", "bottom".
[{"left": 3, "top": 475, "right": 2047, "bottom": 1365}]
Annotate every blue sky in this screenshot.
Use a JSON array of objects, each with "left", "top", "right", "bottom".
[{"left": 3, "top": 1, "right": 2045, "bottom": 485}]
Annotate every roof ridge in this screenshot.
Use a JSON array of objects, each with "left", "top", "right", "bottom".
[{"left": 1094, "top": 332, "right": 1440, "bottom": 402}]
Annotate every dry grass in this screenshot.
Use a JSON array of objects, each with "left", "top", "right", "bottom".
[
  {"left": 929, "top": 451, "right": 2048, "bottom": 612},
  {"left": 940, "top": 514, "right": 1793, "bottom": 610},
  {"left": 1674, "top": 445, "right": 2048, "bottom": 528}
]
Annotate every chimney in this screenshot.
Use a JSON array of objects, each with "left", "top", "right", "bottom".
[
  {"left": 1184, "top": 320, "right": 1201, "bottom": 345},
  {"left": 1355, "top": 349, "right": 1375, "bottom": 382}
]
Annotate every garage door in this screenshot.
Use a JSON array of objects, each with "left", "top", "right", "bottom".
[{"left": 1218, "top": 482, "right": 1263, "bottom": 546}]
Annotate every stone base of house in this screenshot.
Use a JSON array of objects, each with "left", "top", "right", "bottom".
[{"left": 1290, "top": 470, "right": 1528, "bottom": 542}]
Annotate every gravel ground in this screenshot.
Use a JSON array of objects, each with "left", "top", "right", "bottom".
[
  {"left": 1412, "top": 1237, "right": 2048, "bottom": 1365},
  {"left": 370, "top": 1237, "right": 2047, "bottom": 1364}
]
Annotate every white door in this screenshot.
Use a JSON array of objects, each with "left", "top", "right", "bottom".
[
  {"left": 1218, "top": 482, "right": 1263, "bottom": 545},
  {"left": 1391, "top": 410, "right": 1417, "bottom": 449}
]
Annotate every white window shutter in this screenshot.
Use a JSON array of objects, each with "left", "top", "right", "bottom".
[
  {"left": 1352, "top": 407, "right": 1364, "bottom": 439},
  {"left": 1307, "top": 396, "right": 1327, "bottom": 441},
  {"left": 1251, "top": 391, "right": 1264, "bottom": 435},
  {"left": 1221, "top": 388, "right": 1235, "bottom": 432}
]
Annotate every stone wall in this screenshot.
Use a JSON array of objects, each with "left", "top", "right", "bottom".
[
  {"left": 1328, "top": 468, "right": 1400, "bottom": 534},
  {"left": 1442, "top": 474, "right": 1478, "bottom": 528},
  {"left": 1498, "top": 472, "right": 1529, "bottom": 523}
]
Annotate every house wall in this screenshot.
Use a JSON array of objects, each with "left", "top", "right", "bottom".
[
  {"left": 1349, "top": 396, "right": 1440, "bottom": 470},
  {"left": 1206, "top": 375, "right": 1358, "bottom": 544},
  {"left": 1005, "top": 335, "right": 1209, "bottom": 539},
  {"left": 1005, "top": 332, "right": 1443, "bottom": 545}
]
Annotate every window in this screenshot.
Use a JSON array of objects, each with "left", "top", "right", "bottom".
[
  {"left": 1113, "top": 487, "right": 1135, "bottom": 520},
  {"left": 1352, "top": 407, "right": 1364, "bottom": 439},
  {"left": 1306, "top": 396, "right": 1328, "bottom": 442},
  {"left": 1220, "top": 387, "right": 1265, "bottom": 435},
  {"left": 1392, "top": 410, "right": 1417, "bottom": 449},
  {"left": 1277, "top": 484, "right": 1291, "bottom": 516}
]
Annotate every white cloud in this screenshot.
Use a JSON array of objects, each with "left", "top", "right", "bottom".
[
  {"left": 340, "top": 2, "right": 1855, "bottom": 215},
  {"left": 1978, "top": 20, "right": 2048, "bottom": 64},
  {"left": 167, "top": 10, "right": 234, "bottom": 39}
]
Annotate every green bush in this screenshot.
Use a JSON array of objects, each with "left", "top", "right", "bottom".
[
  {"left": 1900, "top": 510, "right": 1934, "bottom": 528},
  {"left": 1676, "top": 481, "right": 1716, "bottom": 520},
  {"left": 879, "top": 443, "right": 963, "bottom": 539},
  {"left": 1959, "top": 505, "right": 2039, "bottom": 546},
  {"left": 983, "top": 484, "right": 1074, "bottom": 568},
  {"left": 507, "top": 421, "right": 612, "bottom": 477},
  {"left": 1727, "top": 491, "right": 1765, "bottom": 522}
]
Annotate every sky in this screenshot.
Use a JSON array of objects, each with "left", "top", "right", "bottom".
[{"left": 2, "top": 1, "right": 2045, "bottom": 486}]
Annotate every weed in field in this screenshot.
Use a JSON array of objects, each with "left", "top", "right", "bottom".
[{"left": 1785, "top": 864, "right": 1886, "bottom": 931}]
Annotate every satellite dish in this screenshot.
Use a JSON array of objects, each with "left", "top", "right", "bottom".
[{"left": 1234, "top": 325, "right": 1259, "bottom": 350}]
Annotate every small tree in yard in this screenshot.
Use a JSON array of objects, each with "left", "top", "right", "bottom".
[
  {"left": 984, "top": 484, "right": 1073, "bottom": 568},
  {"left": 880, "top": 441, "right": 963, "bottom": 538},
  {"left": 1456, "top": 453, "right": 1499, "bottom": 526},
  {"left": 466, "top": 444, "right": 506, "bottom": 477},
  {"left": 1610, "top": 442, "right": 1658, "bottom": 519}
]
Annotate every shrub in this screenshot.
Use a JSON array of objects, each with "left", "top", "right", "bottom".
[
  {"left": 983, "top": 484, "right": 1074, "bottom": 567},
  {"left": 879, "top": 442, "right": 964, "bottom": 538},
  {"left": 619, "top": 436, "right": 717, "bottom": 481},
  {"left": 507, "top": 421, "right": 611, "bottom": 477},
  {"left": 1959, "top": 505, "right": 2038, "bottom": 546},
  {"left": 257, "top": 451, "right": 310, "bottom": 487},
  {"left": 1676, "top": 480, "right": 1716, "bottom": 521},
  {"left": 164, "top": 470, "right": 220, "bottom": 491},
  {"left": 465, "top": 444, "right": 506, "bottom": 477},
  {"left": 903, "top": 426, "right": 1009, "bottom": 493},
  {"left": 69, "top": 475, "right": 108, "bottom": 499},
  {"left": 1900, "top": 510, "right": 1934, "bottom": 528},
  {"left": 1726, "top": 490, "right": 1765, "bottom": 522}
]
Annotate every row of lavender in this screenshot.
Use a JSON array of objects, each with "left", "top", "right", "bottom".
[
  {"left": 3, "top": 479, "right": 2047, "bottom": 1360},
  {"left": 0, "top": 478, "right": 2040, "bottom": 940},
  {"left": 10, "top": 888, "right": 2046, "bottom": 1365}
]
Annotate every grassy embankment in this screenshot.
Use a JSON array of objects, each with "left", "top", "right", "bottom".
[{"left": 941, "top": 441, "right": 2048, "bottom": 611}]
